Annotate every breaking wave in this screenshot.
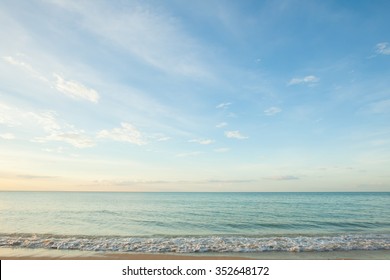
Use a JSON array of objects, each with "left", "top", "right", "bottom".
[{"left": 1, "top": 233, "right": 389, "bottom": 253}]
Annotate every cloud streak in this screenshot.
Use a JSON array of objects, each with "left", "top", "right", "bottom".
[
  {"left": 175, "top": 151, "right": 203, "bottom": 157},
  {"left": 216, "top": 102, "right": 232, "bottom": 109},
  {"left": 0, "top": 102, "right": 21, "bottom": 127},
  {"left": 54, "top": 74, "right": 99, "bottom": 103},
  {"left": 288, "top": 75, "right": 319, "bottom": 86},
  {"left": 216, "top": 122, "right": 228, "bottom": 128},
  {"left": 188, "top": 138, "right": 215, "bottom": 145},
  {"left": 3, "top": 56, "right": 99, "bottom": 103},
  {"left": 375, "top": 42, "right": 390, "bottom": 55},
  {"left": 2, "top": 55, "right": 49, "bottom": 82},
  {"left": 98, "top": 122, "right": 146, "bottom": 145},
  {"left": 225, "top": 130, "right": 248, "bottom": 139},
  {"left": 264, "top": 107, "right": 282, "bottom": 116},
  {"left": 30, "top": 114, "right": 95, "bottom": 148},
  {"left": 34, "top": 131, "right": 94, "bottom": 148},
  {"left": 214, "top": 147, "right": 230, "bottom": 153},
  {"left": 263, "top": 175, "right": 300, "bottom": 181},
  {"left": 0, "top": 102, "right": 94, "bottom": 148},
  {"left": 50, "top": 1, "right": 212, "bottom": 78}
]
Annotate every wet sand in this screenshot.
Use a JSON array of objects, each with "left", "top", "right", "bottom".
[
  {"left": 0, "top": 248, "right": 250, "bottom": 260},
  {"left": 1, "top": 248, "right": 389, "bottom": 260}
]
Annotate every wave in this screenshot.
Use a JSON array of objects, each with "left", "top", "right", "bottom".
[{"left": 1, "top": 233, "right": 390, "bottom": 253}]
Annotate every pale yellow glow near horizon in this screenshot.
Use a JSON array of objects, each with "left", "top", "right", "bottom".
[{"left": 1, "top": 174, "right": 388, "bottom": 192}]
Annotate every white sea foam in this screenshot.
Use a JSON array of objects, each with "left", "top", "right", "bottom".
[{"left": 1, "top": 234, "right": 389, "bottom": 253}]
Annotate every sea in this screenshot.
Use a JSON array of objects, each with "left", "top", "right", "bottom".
[{"left": 1, "top": 192, "right": 390, "bottom": 258}]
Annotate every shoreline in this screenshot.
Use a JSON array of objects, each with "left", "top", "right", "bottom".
[
  {"left": 1, "top": 248, "right": 389, "bottom": 260},
  {"left": 0, "top": 248, "right": 250, "bottom": 260}
]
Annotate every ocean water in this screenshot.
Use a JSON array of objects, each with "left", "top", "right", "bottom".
[{"left": 0, "top": 192, "right": 390, "bottom": 254}]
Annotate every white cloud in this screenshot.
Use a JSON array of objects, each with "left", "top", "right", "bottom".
[
  {"left": 0, "top": 102, "right": 94, "bottom": 148},
  {"left": 264, "top": 175, "right": 300, "bottom": 181},
  {"left": 264, "top": 106, "right": 282, "bottom": 116},
  {"left": 27, "top": 111, "right": 61, "bottom": 132},
  {"left": 3, "top": 56, "right": 99, "bottom": 103},
  {"left": 188, "top": 138, "right": 215, "bottom": 145},
  {"left": 216, "top": 122, "right": 228, "bottom": 128},
  {"left": 29, "top": 111, "right": 95, "bottom": 148},
  {"left": 214, "top": 147, "right": 230, "bottom": 153},
  {"left": 146, "top": 133, "right": 171, "bottom": 142},
  {"left": 54, "top": 74, "right": 99, "bottom": 103},
  {"left": 15, "top": 174, "right": 57, "bottom": 180},
  {"left": 0, "top": 102, "right": 61, "bottom": 132},
  {"left": 2, "top": 55, "right": 49, "bottom": 82},
  {"left": 43, "top": 147, "right": 65, "bottom": 154},
  {"left": 98, "top": 122, "right": 146, "bottom": 145},
  {"left": 27, "top": 112, "right": 94, "bottom": 148},
  {"left": 34, "top": 131, "right": 94, "bottom": 148},
  {"left": 156, "top": 136, "right": 171, "bottom": 142},
  {"left": 175, "top": 151, "right": 202, "bottom": 157},
  {"left": 288, "top": 75, "right": 319, "bottom": 86},
  {"left": 3, "top": 56, "right": 33, "bottom": 71},
  {"left": 0, "top": 133, "right": 15, "bottom": 140},
  {"left": 216, "top": 102, "right": 232, "bottom": 109},
  {"left": 375, "top": 42, "right": 390, "bottom": 55},
  {"left": 206, "top": 179, "right": 257, "bottom": 184},
  {"left": 0, "top": 102, "right": 21, "bottom": 127},
  {"left": 225, "top": 130, "right": 248, "bottom": 139}
]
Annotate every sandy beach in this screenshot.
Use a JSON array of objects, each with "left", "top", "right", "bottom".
[
  {"left": 0, "top": 248, "right": 250, "bottom": 260},
  {"left": 1, "top": 248, "right": 389, "bottom": 260}
]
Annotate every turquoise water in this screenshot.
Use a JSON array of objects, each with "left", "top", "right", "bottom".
[{"left": 1, "top": 192, "right": 390, "bottom": 253}]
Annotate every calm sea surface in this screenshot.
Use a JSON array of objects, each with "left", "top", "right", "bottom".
[{"left": 1, "top": 192, "right": 389, "bottom": 253}]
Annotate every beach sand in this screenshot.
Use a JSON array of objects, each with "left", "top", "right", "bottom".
[
  {"left": 0, "top": 248, "right": 249, "bottom": 260},
  {"left": 1, "top": 248, "right": 389, "bottom": 260}
]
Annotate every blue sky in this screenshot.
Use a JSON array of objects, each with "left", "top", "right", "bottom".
[{"left": 0, "top": 0, "right": 389, "bottom": 191}]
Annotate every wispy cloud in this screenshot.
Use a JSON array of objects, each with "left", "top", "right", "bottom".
[
  {"left": 43, "top": 147, "right": 65, "bottom": 154},
  {"left": 3, "top": 55, "right": 31, "bottom": 69},
  {"left": 29, "top": 111, "right": 95, "bottom": 148},
  {"left": 27, "top": 111, "right": 61, "bottom": 132},
  {"left": 0, "top": 102, "right": 21, "bottom": 127},
  {"left": 216, "top": 122, "right": 228, "bottom": 128},
  {"left": 50, "top": 1, "right": 211, "bottom": 78},
  {"left": 2, "top": 55, "right": 48, "bottom": 82},
  {"left": 0, "top": 102, "right": 94, "bottom": 148},
  {"left": 225, "top": 130, "right": 248, "bottom": 139},
  {"left": 92, "top": 178, "right": 256, "bottom": 186},
  {"left": 263, "top": 175, "right": 300, "bottom": 181},
  {"left": 175, "top": 151, "right": 202, "bottom": 157},
  {"left": 54, "top": 74, "right": 99, "bottom": 103},
  {"left": 155, "top": 136, "right": 171, "bottom": 142},
  {"left": 214, "top": 147, "right": 230, "bottom": 153},
  {"left": 188, "top": 138, "right": 215, "bottom": 145},
  {"left": 3, "top": 56, "right": 99, "bottom": 103},
  {"left": 375, "top": 42, "right": 390, "bottom": 55},
  {"left": 0, "top": 133, "right": 15, "bottom": 140},
  {"left": 15, "top": 174, "right": 57, "bottom": 180},
  {"left": 98, "top": 122, "right": 146, "bottom": 145},
  {"left": 264, "top": 106, "right": 282, "bottom": 116},
  {"left": 0, "top": 103, "right": 58, "bottom": 132},
  {"left": 288, "top": 75, "right": 319, "bottom": 86},
  {"left": 34, "top": 131, "right": 94, "bottom": 148},
  {"left": 216, "top": 102, "right": 232, "bottom": 109}
]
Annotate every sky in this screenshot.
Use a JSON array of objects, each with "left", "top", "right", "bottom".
[{"left": 0, "top": 0, "right": 389, "bottom": 192}]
